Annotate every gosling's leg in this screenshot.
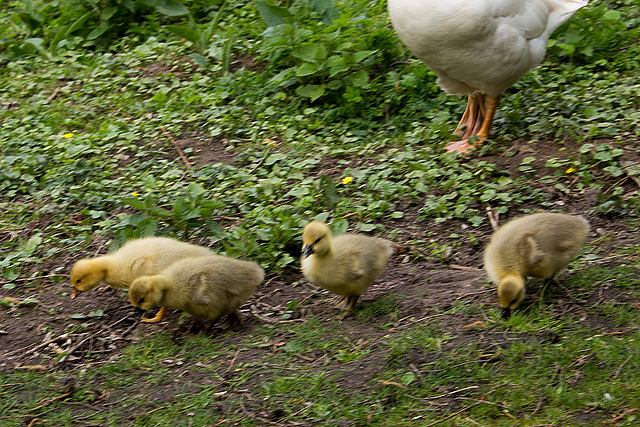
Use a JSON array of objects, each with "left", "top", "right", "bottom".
[
  {"left": 335, "top": 295, "right": 360, "bottom": 310},
  {"left": 334, "top": 296, "right": 348, "bottom": 309},
  {"left": 207, "top": 311, "right": 243, "bottom": 333},
  {"left": 227, "top": 311, "right": 243, "bottom": 329},
  {"left": 141, "top": 306, "right": 168, "bottom": 323},
  {"left": 539, "top": 277, "right": 554, "bottom": 301},
  {"left": 217, "top": 310, "right": 242, "bottom": 330},
  {"left": 337, "top": 296, "right": 360, "bottom": 320},
  {"left": 205, "top": 316, "right": 223, "bottom": 334},
  {"left": 344, "top": 295, "right": 360, "bottom": 311}
]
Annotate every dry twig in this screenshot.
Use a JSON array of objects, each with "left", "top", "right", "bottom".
[
  {"left": 160, "top": 126, "right": 193, "bottom": 168},
  {"left": 614, "top": 354, "right": 633, "bottom": 379},
  {"left": 4, "top": 333, "right": 70, "bottom": 357},
  {"left": 57, "top": 334, "right": 92, "bottom": 364}
]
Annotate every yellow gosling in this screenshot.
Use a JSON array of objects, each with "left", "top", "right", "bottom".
[
  {"left": 301, "top": 221, "right": 393, "bottom": 311},
  {"left": 484, "top": 212, "right": 589, "bottom": 319},
  {"left": 128, "top": 255, "right": 264, "bottom": 330},
  {"left": 70, "top": 237, "right": 213, "bottom": 299}
]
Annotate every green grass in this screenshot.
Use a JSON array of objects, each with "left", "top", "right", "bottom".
[{"left": 2, "top": 295, "right": 640, "bottom": 425}]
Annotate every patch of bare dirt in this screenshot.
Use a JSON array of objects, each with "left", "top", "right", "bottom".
[
  {"left": 229, "top": 54, "right": 268, "bottom": 74},
  {"left": 140, "top": 57, "right": 198, "bottom": 81}
]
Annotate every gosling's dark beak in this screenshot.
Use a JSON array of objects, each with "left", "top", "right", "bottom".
[
  {"left": 134, "top": 307, "right": 146, "bottom": 318},
  {"left": 302, "top": 244, "right": 314, "bottom": 258},
  {"left": 500, "top": 307, "right": 511, "bottom": 320},
  {"left": 71, "top": 288, "right": 81, "bottom": 300}
]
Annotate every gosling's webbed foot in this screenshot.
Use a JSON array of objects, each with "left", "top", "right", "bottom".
[
  {"left": 141, "top": 306, "right": 168, "bottom": 323},
  {"left": 206, "top": 311, "right": 243, "bottom": 333}
]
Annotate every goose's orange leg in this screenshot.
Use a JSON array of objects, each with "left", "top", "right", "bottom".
[
  {"left": 141, "top": 306, "right": 168, "bottom": 323},
  {"left": 475, "top": 94, "right": 500, "bottom": 140},
  {"left": 445, "top": 94, "right": 501, "bottom": 153},
  {"left": 454, "top": 92, "right": 485, "bottom": 139}
]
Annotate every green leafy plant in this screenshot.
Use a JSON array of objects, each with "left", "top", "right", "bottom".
[
  {"left": 255, "top": 0, "right": 398, "bottom": 105},
  {"left": 119, "top": 183, "right": 223, "bottom": 239},
  {"left": 165, "top": 1, "right": 235, "bottom": 68}
]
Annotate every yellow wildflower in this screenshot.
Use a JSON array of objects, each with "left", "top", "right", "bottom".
[
  {"left": 132, "top": 192, "right": 139, "bottom": 197},
  {"left": 565, "top": 167, "right": 575, "bottom": 174},
  {"left": 63, "top": 133, "right": 74, "bottom": 138},
  {"left": 342, "top": 176, "right": 353, "bottom": 185}
]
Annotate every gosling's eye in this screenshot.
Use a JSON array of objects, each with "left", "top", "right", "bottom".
[
  {"left": 138, "top": 297, "right": 145, "bottom": 305},
  {"left": 75, "top": 279, "right": 82, "bottom": 284},
  {"left": 314, "top": 236, "right": 323, "bottom": 244}
]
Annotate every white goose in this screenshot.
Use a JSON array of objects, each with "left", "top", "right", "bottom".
[{"left": 388, "top": 0, "right": 588, "bottom": 153}]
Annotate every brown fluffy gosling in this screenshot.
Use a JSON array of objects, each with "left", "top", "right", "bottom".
[
  {"left": 128, "top": 255, "right": 264, "bottom": 330},
  {"left": 483, "top": 212, "right": 589, "bottom": 319},
  {"left": 301, "top": 221, "right": 393, "bottom": 311},
  {"left": 70, "top": 237, "right": 212, "bottom": 300}
]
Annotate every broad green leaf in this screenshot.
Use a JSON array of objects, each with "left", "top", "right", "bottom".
[
  {"left": 352, "top": 50, "right": 377, "bottom": 63},
  {"left": 602, "top": 10, "right": 622, "bottom": 21},
  {"left": 520, "top": 157, "right": 536, "bottom": 165},
  {"left": 359, "top": 223, "right": 376, "bottom": 232},
  {"left": 401, "top": 372, "right": 416, "bottom": 386},
  {"left": 349, "top": 70, "right": 368, "bottom": 87},
  {"left": 149, "top": 207, "right": 172, "bottom": 217},
  {"left": 270, "top": 68, "right": 295, "bottom": 84},
  {"left": 20, "top": 234, "right": 42, "bottom": 257},
  {"left": 292, "top": 45, "right": 326, "bottom": 62},
  {"left": 557, "top": 43, "right": 576, "bottom": 55},
  {"left": 320, "top": 175, "right": 338, "bottom": 209},
  {"left": 264, "top": 153, "right": 287, "bottom": 165},
  {"left": 331, "top": 218, "right": 349, "bottom": 235},
  {"left": 146, "top": 0, "right": 189, "bottom": 16},
  {"left": 325, "top": 55, "right": 348, "bottom": 76},
  {"left": 166, "top": 25, "right": 201, "bottom": 46},
  {"left": 287, "top": 187, "right": 310, "bottom": 197},
  {"left": 173, "top": 198, "right": 190, "bottom": 217},
  {"left": 309, "top": 84, "right": 325, "bottom": 101},
  {"left": 307, "top": 0, "right": 340, "bottom": 24},
  {"left": 296, "top": 84, "right": 325, "bottom": 100},
  {"left": 497, "top": 177, "right": 513, "bottom": 186},
  {"left": 86, "top": 22, "right": 111, "bottom": 41},
  {"left": 123, "top": 197, "right": 146, "bottom": 211},
  {"left": 254, "top": 0, "right": 290, "bottom": 27},
  {"left": 296, "top": 61, "right": 320, "bottom": 77},
  {"left": 186, "top": 183, "right": 206, "bottom": 198}
]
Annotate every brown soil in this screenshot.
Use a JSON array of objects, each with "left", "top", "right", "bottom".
[{"left": 1, "top": 136, "right": 638, "bottom": 425}]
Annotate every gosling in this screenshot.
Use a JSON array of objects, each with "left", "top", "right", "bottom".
[
  {"left": 128, "top": 255, "right": 264, "bottom": 330},
  {"left": 301, "top": 221, "right": 393, "bottom": 311},
  {"left": 70, "top": 236, "right": 212, "bottom": 299},
  {"left": 483, "top": 212, "right": 589, "bottom": 319}
]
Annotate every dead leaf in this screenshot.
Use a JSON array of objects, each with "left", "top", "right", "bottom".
[
  {"left": 16, "top": 364, "right": 48, "bottom": 371},
  {"left": 464, "top": 321, "right": 487, "bottom": 329},
  {"left": 378, "top": 380, "right": 409, "bottom": 389}
]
